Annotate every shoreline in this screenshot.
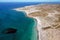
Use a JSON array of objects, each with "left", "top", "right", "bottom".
[
  {"left": 13, "top": 4, "right": 60, "bottom": 40},
  {"left": 13, "top": 9, "right": 39, "bottom": 40},
  {"left": 23, "top": 11, "right": 39, "bottom": 40},
  {"left": 22, "top": 11, "right": 39, "bottom": 40},
  {"left": 13, "top": 5, "right": 41, "bottom": 40}
]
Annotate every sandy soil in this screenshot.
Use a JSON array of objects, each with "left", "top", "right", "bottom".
[{"left": 13, "top": 4, "right": 60, "bottom": 40}]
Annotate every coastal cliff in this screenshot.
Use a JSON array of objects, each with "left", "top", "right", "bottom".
[{"left": 14, "top": 4, "right": 60, "bottom": 40}]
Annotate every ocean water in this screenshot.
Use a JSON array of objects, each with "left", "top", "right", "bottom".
[
  {"left": 0, "top": 2, "right": 60, "bottom": 40},
  {"left": 0, "top": 2, "right": 41, "bottom": 10},
  {"left": 0, "top": 2, "right": 38, "bottom": 40}
]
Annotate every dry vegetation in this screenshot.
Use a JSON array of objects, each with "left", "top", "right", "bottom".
[
  {"left": 28, "top": 4, "right": 60, "bottom": 40},
  {"left": 15, "top": 4, "right": 60, "bottom": 40},
  {"left": 28, "top": 4, "right": 60, "bottom": 28}
]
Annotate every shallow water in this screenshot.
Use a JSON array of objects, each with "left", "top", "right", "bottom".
[{"left": 0, "top": 10, "right": 37, "bottom": 40}]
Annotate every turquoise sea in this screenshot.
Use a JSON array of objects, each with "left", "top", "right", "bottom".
[
  {"left": 0, "top": 9, "right": 37, "bottom": 40},
  {"left": 0, "top": 2, "right": 40, "bottom": 40}
]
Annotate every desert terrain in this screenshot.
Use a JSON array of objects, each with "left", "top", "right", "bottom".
[{"left": 14, "top": 4, "right": 60, "bottom": 40}]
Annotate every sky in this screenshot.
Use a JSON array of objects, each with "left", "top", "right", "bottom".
[{"left": 0, "top": 0, "right": 60, "bottom": 2}]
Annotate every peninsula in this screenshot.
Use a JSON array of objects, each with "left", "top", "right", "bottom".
[{"left": 13, "top": 4, "right": 60, "bottom": 40}]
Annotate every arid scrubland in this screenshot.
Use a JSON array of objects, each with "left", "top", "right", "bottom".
[{"left": 14, "top": 4, "right": 60, "bottom": 40}]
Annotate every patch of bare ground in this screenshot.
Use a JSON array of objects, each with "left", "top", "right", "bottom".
[
  {"left": 28, "top": 4, "right": 60, "bottom": 40},
  {"left": 14, "top": 4, "right": 60, "bottom": 40}
]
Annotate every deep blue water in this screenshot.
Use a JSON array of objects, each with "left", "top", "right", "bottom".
[{"left": 0, "top": 2, "right": 41, "bottom": 10}]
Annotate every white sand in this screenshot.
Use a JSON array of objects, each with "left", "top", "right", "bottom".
[{"left": 13, "top": 7, "right": 42, "bottom": 40}]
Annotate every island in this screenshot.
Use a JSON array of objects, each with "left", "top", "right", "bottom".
[{"left": 13, "top": 4, "right": 60, "bottom": 40}]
